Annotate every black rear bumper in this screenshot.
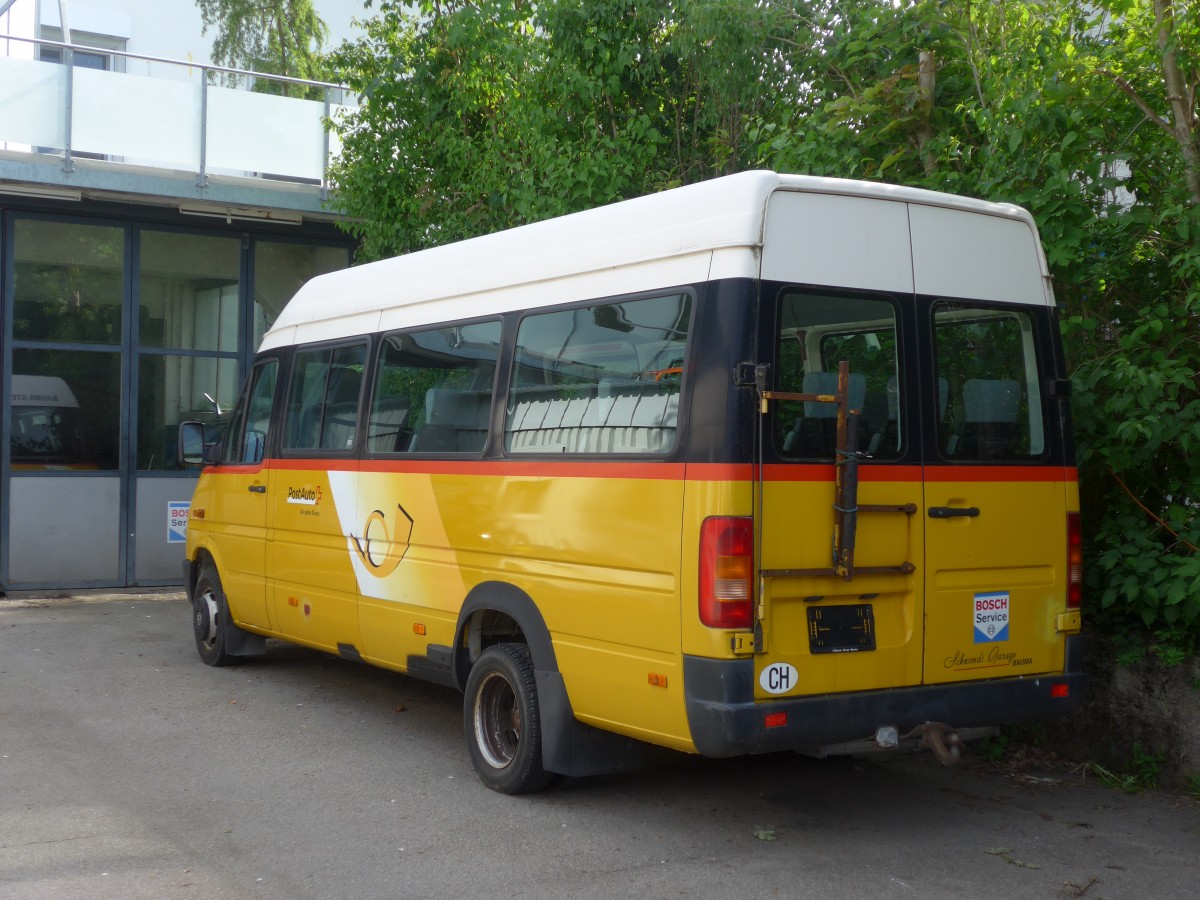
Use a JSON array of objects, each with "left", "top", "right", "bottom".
[{"left": 684, "top": 639, "right": 1085, "bottom": 757}]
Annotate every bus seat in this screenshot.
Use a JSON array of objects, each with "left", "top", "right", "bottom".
[
  {"left": 316, "top": 368, "right": 362, "bottom": 450},
  {"left": 948, "top": 378, "right": 1021, "bottom": 458},
  {"left": 412, "top": 388, "right": 491, "bottom": 453},
  {"left": 412, "top": 388, "right": 460, "bottom": 452},
  {"left": 506, "top": 381, "right": 677, "bottom": 454},
  {"left": 785, "top": 371, "right": 866, "bottom": 458},
  {"left": 367, "top": 395, "right": 411, "bottom": 452},
  {"left": 322, "top": 403, "right": 359, "bottom": 450}
]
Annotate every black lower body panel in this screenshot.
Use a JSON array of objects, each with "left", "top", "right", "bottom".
[{"left": 684, "top": 647, "right": 1085, "bottom": 757}]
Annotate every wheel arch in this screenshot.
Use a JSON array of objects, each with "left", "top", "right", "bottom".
[
  {"left": 452, "top": 581, "right": 646, "bottom": 779},
  {"left": 183, "top": 542, "right": 224, "bottom": 601},
  {"left": 452, "top": 581, "right": 558, "bottom": 692}
]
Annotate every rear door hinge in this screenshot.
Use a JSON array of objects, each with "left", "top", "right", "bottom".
[
  {"left": 733, "top": 361, "right": 760, "bottom": 387},
  {"left": 731, "top": 632, "right": 756, "bottom": 655}
]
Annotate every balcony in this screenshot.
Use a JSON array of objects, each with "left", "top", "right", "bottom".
[{"left": 0, "top": 34, "right": 354, "bottom": 219}]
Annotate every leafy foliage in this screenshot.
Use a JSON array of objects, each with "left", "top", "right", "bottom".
[
  {"left": 326, "top": 0, "right": 1200, "bottom": 649},
  {"left": 196, "top": 0, "right": 330, "bottom": 96},
  {"left": 326, "top": 0, "right": 793, "bottom": 259}
]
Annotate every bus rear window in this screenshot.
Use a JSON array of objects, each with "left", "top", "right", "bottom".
[
  {"left": 775, "top": 291, "right": 901, "bottom": 460},
  {"left": 933, "top": 303, "right": 1045, "bottom": 461}
]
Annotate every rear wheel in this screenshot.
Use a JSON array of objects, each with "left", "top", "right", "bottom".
[
  {"left": 464, "top": 643, "right": 553, "bottom": 794},
  {"left": 192, "top": 563, "right": 236, "bottom": 667}
]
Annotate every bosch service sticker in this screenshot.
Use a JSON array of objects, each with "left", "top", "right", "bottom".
[{"left": 973, "top": 591, "right": 1010, "bottom": 643}]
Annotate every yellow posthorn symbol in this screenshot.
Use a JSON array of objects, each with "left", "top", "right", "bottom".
[{"left": 351, "top": 504, "right": 413, "bottom": 578}]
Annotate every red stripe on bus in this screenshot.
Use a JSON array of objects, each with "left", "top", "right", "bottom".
[
  {"left": 219, "top": 458, "right": 1077, "bottom": 484},
  {"left": 267, "top": 457, "right": 688, "bottom": 480},
  {"left": 924, "top": 465, "right": 1078, "bottom": 483}
]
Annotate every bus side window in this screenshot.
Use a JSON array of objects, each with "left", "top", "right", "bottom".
[
  {"left": 504, "top": 293, "right": 691, "bottom": 455},
  {"left": 224, "top": 359, "right": 278, "bottom": 465},
  {"left": 282, "top": 344, "right": 367, "bottom": 453},
  {"left": 369, "top": 321, "right": 501, "bottom": 455}
]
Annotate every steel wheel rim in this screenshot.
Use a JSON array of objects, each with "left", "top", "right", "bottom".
[
  {"left": 194, "top": 589, "right": 220, "bottom": 650},
  {"left": 473, "top": 670, "right": 521, "bottom": 770}
]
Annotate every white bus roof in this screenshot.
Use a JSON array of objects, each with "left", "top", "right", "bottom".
[
  {"left": 262, "top": 171, "right": 1050, "bottom": 350},
  {"left": 11, "top": 374, "right": 79, "bottom": 407}
]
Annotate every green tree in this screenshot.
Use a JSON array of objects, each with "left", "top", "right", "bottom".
[
  {"left": 762, "top": 0, "right": 1200, "bottom": 652},
  {"left": 325, "top": 0, "right": 794, "bottom": 259},
  {"left": 196, "top": 0, "right": 330, "bottom": 96}
]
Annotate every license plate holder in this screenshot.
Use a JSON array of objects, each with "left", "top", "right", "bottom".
[{"left": 808, "top": 604, "right": 876, "bottom": 654}]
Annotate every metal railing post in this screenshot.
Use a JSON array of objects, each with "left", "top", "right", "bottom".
[
  {"left": 321, "top": 86, "right": 331, "bottom": 201},
  {"left": 197, "top": 68, "right": 209, "bottom": 188},
  {"left": 62, "top": 45, "right": 75, "bottom": 173}
]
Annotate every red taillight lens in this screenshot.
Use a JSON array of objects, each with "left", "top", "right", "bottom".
[
  {"left": 699, "top": 516, "right": 754, "bottom": 629},
  {"left": 1067, "top": 512, "right": 1083, "bottom": 609}
]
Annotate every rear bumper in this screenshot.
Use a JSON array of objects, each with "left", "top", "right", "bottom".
[{"left": 684, "top": 641, "right": 1085, "bottom": 757}]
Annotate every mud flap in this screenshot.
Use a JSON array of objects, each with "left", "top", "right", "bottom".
[{"left": 536, "top": 670, "right": 647, "bottom": 777}]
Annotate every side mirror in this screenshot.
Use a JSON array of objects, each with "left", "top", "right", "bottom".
[{"left": 177, "top": 421, "right": 216, "bottom": 468}]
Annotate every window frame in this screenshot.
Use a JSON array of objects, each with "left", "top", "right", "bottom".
[
  {"left": 502, "top": 289, "right": 695, "bottom": 458},
  {"left": 771, "top": 287, "right": 905, "bottom": 463},
  {"left": 928, "top": 299, "right": 1050, "bottom": 464},
  {"left": 365, "top": 318, "right": 504, "bottom": 458},
  {"left": 278, "top": 338, "right": 370, "bottom": 458}
]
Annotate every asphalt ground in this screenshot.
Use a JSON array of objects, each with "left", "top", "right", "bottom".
[{"left": 1, "top": 592, "right": 1198, "bottom": 899}]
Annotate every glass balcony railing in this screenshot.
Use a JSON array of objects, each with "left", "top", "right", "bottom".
[{"left": 0, "top": 34, "right": 354, "bottom": 197}]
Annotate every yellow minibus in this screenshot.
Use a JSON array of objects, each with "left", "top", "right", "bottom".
[{"left": 179, "top": 171, "right": 1083, "bottom": 793}]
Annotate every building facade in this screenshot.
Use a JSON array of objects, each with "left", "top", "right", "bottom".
[{"left": 1, "top": 1, "right": 365, "bottom": 590}]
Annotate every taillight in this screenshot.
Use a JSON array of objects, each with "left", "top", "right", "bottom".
[
  {"left": 1067, "top": 512, "right": 1082, "bottom": 609},
  {"left": 699, "top": 517, "right": 753, "bottom": 628}
]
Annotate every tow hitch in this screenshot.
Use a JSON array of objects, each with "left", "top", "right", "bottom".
[{"left": 799, "top": 723, "right": 999, "bottom": 763}]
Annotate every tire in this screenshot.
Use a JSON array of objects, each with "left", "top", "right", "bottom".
[
  {"left": 192, "top": 563, "right": 237, "bottom": 667},
  {"left": 463, "top": 643, "right": 554, "bottom": 794}
]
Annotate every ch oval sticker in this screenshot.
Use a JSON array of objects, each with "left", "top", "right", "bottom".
[{"left": 759, "top": 662, "right": 798, "bottom": 695}]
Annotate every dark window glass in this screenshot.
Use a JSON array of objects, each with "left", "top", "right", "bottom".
[
  {"left": 137, "top": 355, "right": 239, "bottom": 470},
  {"left": 12, "top": 220, "right": 124, "bottom": 344},
  {"left": 252, "top": 242, "right": 350, "bottom": 348},
  {"left": 10, "top": 348, "right": 120, "bottom": 469},
  {"left": 775, "top": 292, "right": 900, "bottom": 460},
  {"left": 283, "top": 345, "right": 367, "bottom": 452},
  {"left": 933, "top": 304, "right": 1045, "bottom": 460},
  {"left": 224, "top": 360, "right": 278, "bottom": 465},
  {"left": 505, "top": 293, "right": 690, "bottom": 455},
  {"left": 138, "top": 231, "right": 240, "bottom": 351},
  {"left": 369, "top": 321, "right": 501, "bottom": 454}
]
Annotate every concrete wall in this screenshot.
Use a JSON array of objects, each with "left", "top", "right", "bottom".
[{"left": 1044, "top": 638, "right": 1200, "bottom": 788}]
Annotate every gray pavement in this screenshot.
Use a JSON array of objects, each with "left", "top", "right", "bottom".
[{"left": 1, "top": 593, "right": 1198, "bottom": 899}]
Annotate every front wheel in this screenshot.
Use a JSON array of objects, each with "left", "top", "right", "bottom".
[
  {"left": 463, "top": 643, "right": 553, "bottom": 794},
  {"left": 192, "top": 563, "right": 236, "bottom": 667}
]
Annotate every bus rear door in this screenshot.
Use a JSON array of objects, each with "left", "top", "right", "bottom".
[
  {"left": 921, "top": 302, "right": 1073, "bottom": 684},
  {"left": 756, "top": 290, "right": 924, "bottom": 703}
]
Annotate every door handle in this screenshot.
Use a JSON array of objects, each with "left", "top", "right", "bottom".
[
  {"left": 928, "top": 506, "right": 979, "bottom": 518},
  {"left": 248, "top": 484, "right": 266, "bottom": 494}
]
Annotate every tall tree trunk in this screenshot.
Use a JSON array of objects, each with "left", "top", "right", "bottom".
[
  {"left": 1154, "top": 0, "right": 1200, "bottom": 206},
  {"left": 917, "top": 50, "right": 936, "bottom": 176}
]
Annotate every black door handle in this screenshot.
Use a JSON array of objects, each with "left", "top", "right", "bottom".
[
  {"left": 248, "top": 484, "right": 267, "bottom": 494},
  {"left": 928, "top": 506, "right": 979, "bottom": 518}
]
